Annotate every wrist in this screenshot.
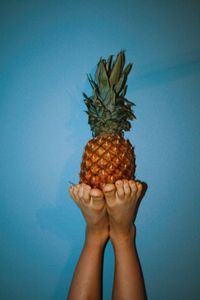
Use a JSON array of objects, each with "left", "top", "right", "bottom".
[
  {"left": 110, "top": 224, "right": 136, "bottom": 250},
  {"left": 85, "top": 226, "right": 109, "bottom": 249}
]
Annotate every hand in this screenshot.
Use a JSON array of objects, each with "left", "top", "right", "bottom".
[
  {"left": 103, "top": 179, "right": 143, "bottom": 245},
  {"left": 69, "top": 183, "right": 109, "bottom": 247}
]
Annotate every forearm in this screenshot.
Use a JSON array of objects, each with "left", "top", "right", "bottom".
[
  {"left": 112, "top": 227, "right": 146, "bottom": 300},
  {"left": 67, "top": 236, "right": 105, "bottom": 300}
]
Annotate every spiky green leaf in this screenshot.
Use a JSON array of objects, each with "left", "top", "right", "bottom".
[
  {"left": 109, "top": 51, "right": 125, "bottom": 87},
  {"left": 95, "top": 60, "right": 109, "bottom": 89},
  {"left": 106, "top": 55, "right": 113, "bottom": 74},
  {"left": 83, "top": 51, "right": 135, "bottom": 136}
]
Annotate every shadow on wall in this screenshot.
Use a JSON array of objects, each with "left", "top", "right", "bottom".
[
  {"left": 35, "top": 84, "right": 85, "bottom": 242},
  {"left": 36, "top": 161, "right": 79, "bottom": 240},
  {"left": 35, "top": 102, "right": 85, "bottom": 298},
  {"left": 134, "top": 49, "right": 200, "bottom": 90},
  {"left": 36, "top": 157, "right": 84, "bottom": 299},
  {"left": 51, "top": 261, "right": 71, "bottom": 300},
  {"left": 51, "top": 249, "right": 80, "bottom": 300}
]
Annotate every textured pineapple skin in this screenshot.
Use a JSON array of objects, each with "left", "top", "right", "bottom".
[{"left": 80, "top": 134, "right": 135, "bottom": 189}]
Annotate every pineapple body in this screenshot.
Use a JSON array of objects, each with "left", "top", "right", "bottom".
[{"left": 80, "top": 134, "right": 135, "bottom": 189}]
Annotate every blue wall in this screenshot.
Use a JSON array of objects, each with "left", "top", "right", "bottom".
[{"left": 1, "top": 1, "right": 200, "bottom": 299}]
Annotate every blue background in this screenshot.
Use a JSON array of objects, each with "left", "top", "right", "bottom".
[{"left": 1, "top": 0, "right": 200, "bottom": 299}]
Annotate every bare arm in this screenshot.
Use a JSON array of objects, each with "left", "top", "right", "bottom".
[
  {"left": 67, "top": 184, "right": 108, "bottom": 300},
  {"left": 67, "top": 235, "right": 105, "bottom": 300},
  {"left": 103, "top": 180, "right": 147, "bottom": 300},
  {"left": 112, "top": 227, "right": 146, "bottom": 300}
]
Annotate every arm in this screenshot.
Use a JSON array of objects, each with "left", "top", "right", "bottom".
[
  {"left": 112, "top": 226, "right": 146, "bottom": 300},
  {"left": 103, "top": 180, "right": 147, "bottom": 300},
  {"left": 67, "top": 235, "right": 105, "bottom": 300},
  {"left": 67, "top": 184, "right": 109, "bottom": 300}
]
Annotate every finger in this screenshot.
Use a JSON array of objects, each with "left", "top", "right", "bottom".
[
  {"left": 123, "top": 179, "right": 131, "bottom": 196},
  {"left": 69, "top": 186, "right": 73, "bottom": 197},
  {"left": 70, "top": 185, "right": 79, "bottom": 204},
  {"left": 129, "top": 180, "right": 138, "bottom": 200},
  {"left": 90, "top": 188, "right": 104, "bottom": 207},
  {"left": 82, "top": 184, "right": 91, "bottom": 204},
  {"left": 115, "top": 180, "right": 125, "bottom": 200},
  {"left": 78, "top": 183, "right": 84, "bottom": 199},
  {"left": 136, "top": 181, "right": 143, "bottom": 201},
  {"left": 103, "top": 183, "right": 116, "bottom": 206}
]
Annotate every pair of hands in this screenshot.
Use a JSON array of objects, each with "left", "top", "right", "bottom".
[{"left": 69, "top": 179, "right": 143, "bottom": 247}]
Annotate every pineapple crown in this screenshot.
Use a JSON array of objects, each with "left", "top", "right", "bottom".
[{"left": 83, "top": 50, "right": 136, "bottom": 137}]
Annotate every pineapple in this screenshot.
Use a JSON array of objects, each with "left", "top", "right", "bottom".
[{"left": 80, "top": 51, "right": 136, "bottom": 189}]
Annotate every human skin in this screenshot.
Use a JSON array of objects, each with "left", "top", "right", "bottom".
[
  {"left": 67, "top": 184, "right": 108, "bottom": 300},
  {"left": 67, "top": 180, "right": 146, "bottom": 300},
  {"left": 103, "top": 180, "right": 146, "bottom": 300}
]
